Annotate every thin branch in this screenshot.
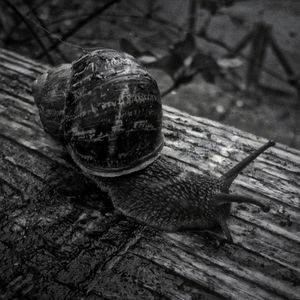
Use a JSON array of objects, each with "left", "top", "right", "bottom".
[
  {"left": 22, "top": 0, "right": 68, "bottom": 62},
  {"left": 37, "top": 0, "right": 121, "bottom": 59},
  {"left": 226, "top": 29, "right": 254, "bottom": 58},
  {"left": 127, "top": 1, "right": 185, "bottom": 33},
  {"left": 161, "top": 68, "right": 199, "bottom": 98},
  {"left": 269, "top": 33, "right": 297, "bottom": 85},
  {"left": 2, "top": 0, "right": 45, "bottom": 42},
  {"left": 188, "top": 0, "right": 197, "bottom": 33},
  {"left": 3, "top": 0, "right": 54, "bottom": 65},
  {"left": 246, "top": 23, "right": 269, "bottom": 90}
]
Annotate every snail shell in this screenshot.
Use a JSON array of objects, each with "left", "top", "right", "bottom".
[{"left": 33, "top": 49, "right": 164, "bottom": 177}]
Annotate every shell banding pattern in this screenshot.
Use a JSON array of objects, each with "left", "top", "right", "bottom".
[{"left": 63, "top": 49, "right": 164, "bottom": 177}]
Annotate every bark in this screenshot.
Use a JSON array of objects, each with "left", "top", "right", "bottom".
[{"left": 0, "top": 48, "right": 299, "bottom": 300}]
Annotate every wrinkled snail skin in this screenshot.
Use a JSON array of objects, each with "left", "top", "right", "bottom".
[
  {"left": 94, "top": 155, "right": 229, "bottom": 231},
  {"left": 33, "top": 48, "right": 275, "bottom": 243}
]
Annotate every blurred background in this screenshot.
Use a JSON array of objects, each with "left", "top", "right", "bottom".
[{"left": 1, "top": 0, "right": 299, "bottom": 148}]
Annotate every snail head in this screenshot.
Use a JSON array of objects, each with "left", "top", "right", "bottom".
[{"left": 213, "top": 141, "right": 275, "bottom": 213}]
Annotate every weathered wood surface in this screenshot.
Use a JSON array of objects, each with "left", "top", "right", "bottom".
[{"left": 0, "top": 48, "right": 299, "bottom": 300}]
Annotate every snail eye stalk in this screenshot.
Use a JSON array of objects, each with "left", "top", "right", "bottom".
[
  {"left": 214, "top": 193, "right": 270, "bottom": 212},
  {"left": 222, "top": 140, "right": 275, "bottom": 186}
]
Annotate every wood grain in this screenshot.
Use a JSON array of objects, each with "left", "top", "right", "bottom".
[{"left": 0, "top": 48, "right": 299, "bottom": 300}]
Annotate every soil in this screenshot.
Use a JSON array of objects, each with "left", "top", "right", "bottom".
[{"left": 1, "top": 0, "right": 299, "bottom": 148}]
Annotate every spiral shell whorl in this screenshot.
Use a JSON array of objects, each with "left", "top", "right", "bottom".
[
  {"left": 33, "top": 64, "right": 72, "bottom": 141},
  {"left": 64, "top": 49, "right": 164, "bottom": 177}
]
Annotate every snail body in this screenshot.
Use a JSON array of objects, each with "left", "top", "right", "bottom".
[{"left": 33, "top": 48, "right": 274, "bottom": 243}]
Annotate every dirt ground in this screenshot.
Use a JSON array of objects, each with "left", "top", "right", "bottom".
[{"left": 1, "top": 0, "right": 299, "bottom": 148}]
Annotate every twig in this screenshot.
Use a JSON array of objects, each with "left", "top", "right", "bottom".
[
  {"left": 269, "top": 33, "right": 296, "bottom": 84},
  {"left": 128, "top": 1, "right": 185, "bottom": 33},
  {"left": 188, "top": 0, "right": 197, "bottom": 33},
  {"left": 226, "top": 29, "right": 254, "bottom": 58},
  {"left": 2, "top": 0, "right": 45, "bottom": 43},
  {"left": 198, "top": 14, "right": 212, "bottom": 36},
  {"left": 3, "top": 0, "right": 55, "bottom": 65},
  {"left": 246, "top": 23, "right": 270, "bottom": 90},
  {"left": 162, "top": 68, "right": 199, "bottom": 98},
  {"left": 22, "top": 0, "right": 68, "bottom": 62},
  {"left": 37, "top": 0, "right": 121, "bottom": 59}
]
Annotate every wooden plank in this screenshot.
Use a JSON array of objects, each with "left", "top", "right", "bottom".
[{"left": 0, "top": 48, "right": 299, "bottom": 300}]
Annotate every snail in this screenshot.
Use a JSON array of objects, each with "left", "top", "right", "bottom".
[{"left": 33, "top": 48, "right": 275, "bottom": 243}]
